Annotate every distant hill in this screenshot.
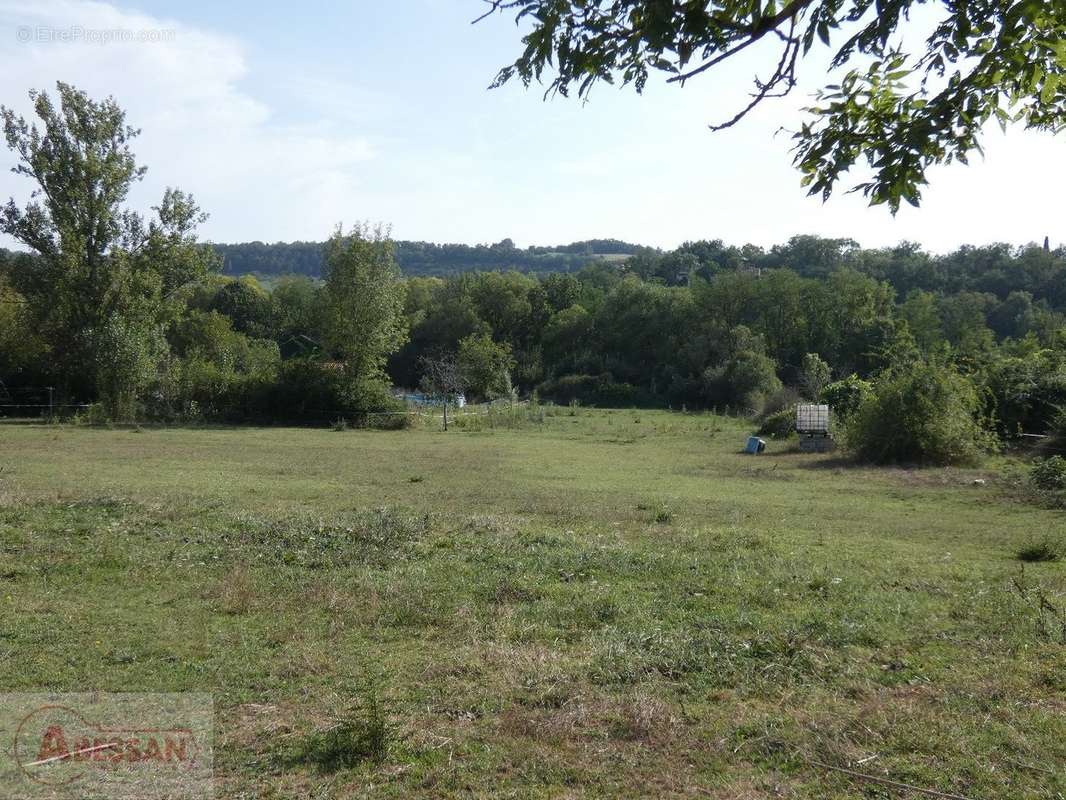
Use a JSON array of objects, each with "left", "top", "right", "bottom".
[{"left": 210, "top": 238, "right": 648, "bottom": 277}]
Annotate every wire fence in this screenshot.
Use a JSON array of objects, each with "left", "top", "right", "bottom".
[
  {"left": 0, "top": 387, "right": 530, "bottom": 425},
  {"left": 0, "top": 386, "right": 92, "bottom": 416}
]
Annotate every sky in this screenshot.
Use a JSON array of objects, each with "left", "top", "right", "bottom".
[{"left": 0, "top": 0, "right": 1061, "bottom": 253}]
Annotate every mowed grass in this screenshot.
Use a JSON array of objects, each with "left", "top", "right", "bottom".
[{"left": 1, "top": 408, "right": 1065, "bottom": 798}]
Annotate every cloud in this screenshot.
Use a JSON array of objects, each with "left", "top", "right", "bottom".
[{"left": 0, "top": 0, "right": 377, "bottom": 244}]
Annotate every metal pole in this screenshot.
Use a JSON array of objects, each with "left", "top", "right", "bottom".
[{"left": 47, "top": 386, "right": 53, "bottom": 418}]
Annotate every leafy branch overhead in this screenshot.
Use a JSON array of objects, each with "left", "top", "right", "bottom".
[{"left": 479, "top": 0, "right": 1066, "bottom": 211}]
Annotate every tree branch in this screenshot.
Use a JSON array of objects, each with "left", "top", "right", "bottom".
[{"left": 667, "top": 0, "right": 817, "bottom": 86}]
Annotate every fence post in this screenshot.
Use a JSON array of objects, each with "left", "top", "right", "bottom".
[{"left": 47, "top": 386, "right": 53, "bottom": 418}]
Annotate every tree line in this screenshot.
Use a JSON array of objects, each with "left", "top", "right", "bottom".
[
  {"left": 212, "top": 238, "right": 645, "bottom": 278},
  {"left": 2, "top": 83, "right": 1066, "bottom": 465}
]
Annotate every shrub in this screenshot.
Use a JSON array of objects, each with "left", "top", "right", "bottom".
[
  {"left": 293, "top": 681, "right": 389, "bottom": 771},
  {"left": 1030, "top": 456, "right": 1066, "bottom": 491},
  {"left": 980, "top": 351, "right": 1066, "bottom": 438},
  {"left": 1016, "top": 538, "right": 1062, "bottom": 563},
  {"left": 757, "top": 408, "right": 795, "bottom": 439},
  {"left": 702, "top": 350, "right": 782, "bottom": 416},
  {"left": 341, "top": 379, "right": 412, "bottom": 429},
  {"left": 538, "top": 373, "right": 643, "bottom": 406},
  {"left": 820, "top": 374, "right": 873, "bottom": 422},
  {"left": 845, "top": 361, "right": 994, "bottom": 465}
]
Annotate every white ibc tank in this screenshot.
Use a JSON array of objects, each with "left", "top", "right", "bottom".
[{"left": 796, "top": 403, "right": 829, "bottom": 433}]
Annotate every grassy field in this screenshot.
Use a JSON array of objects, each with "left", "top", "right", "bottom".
[{"left": 1, "top": 408, "right": 1064, "bottom": 798}]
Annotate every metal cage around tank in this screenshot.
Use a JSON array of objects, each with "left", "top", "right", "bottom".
[
  {"left": 796, "top": 404, "right": 830, "bottom": 434},
  {"left": 796, "top": 404, "right": 835, "bottom": 452}
]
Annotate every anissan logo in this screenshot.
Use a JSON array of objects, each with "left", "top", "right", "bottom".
[
  {"left": 2, "top": 694, "right": 213, "bottom": 799},
  {"left": 17, "top": 705, "right": 198, "bottom": 783}
]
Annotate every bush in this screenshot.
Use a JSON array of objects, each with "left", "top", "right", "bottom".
[
  {"left": 980, "top": 351, "right": 1066, "bottom": 438},
  {"left": 1030, "top": 456, "right": 1066, "bottom": 491},
  {"left": 757, "top": 408, "right": 795, "bottom": 439},
  {"left": 254, "top": 361, "right": 409, "bottom": 426},
  {"left": 538, "top": 373, "right": 644, "bottom": 406},
  {"left": 820, "top": 374, "right": 873, "bottom": 422},
  {"left": 1016, "top": 538, "right": 1062, "bottom": 563},
  {"left": 702, "top": 349, "right": 782, "bottom": 415},
  {"left": 845, "top": 361, "right": 994, "bottom": 465}
]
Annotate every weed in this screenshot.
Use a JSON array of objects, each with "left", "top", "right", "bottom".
[
  {"left": 228, "top": 508, "right": 429, "bottom": 567},
  {"left": 217, "top": 566, "right": 256, "bottom": 614},
  {"left": 293, "top": 681, "right": 390, "bottom": 771},
  {"left": 1016, "top": 538, "right": 1061, "bottom": 563}
]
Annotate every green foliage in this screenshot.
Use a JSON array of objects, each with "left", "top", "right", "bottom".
[
  {"left": 845, "top": 361, "right": 993, "bottom": 465},
  {"left": 1016, "top": 538, "right": 1062, "bottom": 563},
  {"left": 538, "top": 373, "right": 642, "bottom": 407},
  {"left": 206, "top": 276, "right": 273, "bottom": 338},
  {"left": 757, "top": 408, "right": 796, "bottom": 439},
  {"left": 456, "top": 333, "right": 515, "bottom": 401},
  {"left": 980, "top": 349, "right": 1066, "bottom": 437},
  {"left": 0, "top": 83, "right": 215, "bottom": 411},
  {"left": 154, "top": 309, "right": 280, "bottom": 421},
  {"left": 6, "top": 88, "right": 1066, "bottom": 441},
  {"left": 0, "top": 275, "right": 47, "bottom": 382},
  {"left": 212, "top": 238, "right": 645, "bottom": 278},
  {"left": 820, "top": 374, "right": 873, "bottom": 422},
  {"left": 321, "top": 224, "right": 408, "bottom": 383},
  {"left": 541, "top": 303, "right": 592, "bottom": 370},
  {"left": 94, "top": 316, "right": 168, "bottom": 421},
  {"left": 259, "top": 360, "right": 404, "bottom": 426},
  {"left": 484, "top": 2, "right": 1066, "bottom": 211},
  {"left": 270, "top": 275, "right": 321, "bottom": 344},
  {"left": 799, "top": 352, "right": 831, "bottom": 399},
  {"left": 702, "top": 328, "right": 782, "bottom": 414},
  {"left": 1029, "top": 456, "right": 1066, "bottom": 492}
]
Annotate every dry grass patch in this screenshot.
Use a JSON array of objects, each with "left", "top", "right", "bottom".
[{"left": 204, "top": 565, "right": 258, "bottom": 615}]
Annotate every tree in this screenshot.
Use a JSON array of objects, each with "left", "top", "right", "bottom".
[
  {"left": 209, "top": 276, "right": 273, "bottom": 338},
  {"left": 320, "top": 223, "right": 408, "bottom": 387},
  {"left": 0, "top": 273, "right": 46, "bottom": 384},
  {"left": 542, "top": 304, "right": 593, "bottom": 373},
  {"left": 482, "top": 1, "right": 1066, "bottom": 210},
  {"left": 799, "top": 352, "right": 831, "bottom": 399},
  {"left": 542, "top": 273, "right": 581, "bottom": 312},
  {"left": 0, "top": 82, "right": 215, "bottom": 416},
  {"left": 270, "top": 275, "right": 322, "bottom": 343},
  {"left": 899, "top": 289, "right": 945, "bottom": 352},
  {"left": 457, "top": 333, "right": 516, "bottom": 401},
  {"left": 419, "top": 352, "right": 466, "bottom": 431}
]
